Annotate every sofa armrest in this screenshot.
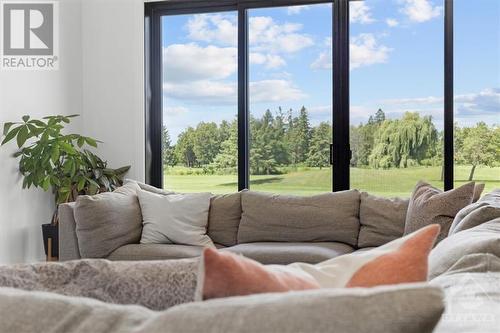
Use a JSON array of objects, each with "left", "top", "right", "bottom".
[{"left": 58, "top": 202, "right": 81, "bottom": 261}]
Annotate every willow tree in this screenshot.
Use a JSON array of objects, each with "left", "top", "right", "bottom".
[{"left": 369, "top": 112, "right": 438, "bottom": 169}]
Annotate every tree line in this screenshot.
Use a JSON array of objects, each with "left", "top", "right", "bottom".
[{"left": 163, "top": 107, "right": 499, "bottom": 180}]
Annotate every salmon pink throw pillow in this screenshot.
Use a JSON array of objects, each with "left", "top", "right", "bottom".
[
  {"left": 197, "top": 248, "right": 320, "bottom": 300},
  {"left": 197, "top": 225, "right": 440, "bottom": 300}
]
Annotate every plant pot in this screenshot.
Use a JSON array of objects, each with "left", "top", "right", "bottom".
[{"left": 42, "top": 223, "right": 59, "bottom": 259}]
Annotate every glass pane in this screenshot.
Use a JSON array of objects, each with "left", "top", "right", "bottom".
[
  {"left": 162, "top": 13, "right": 238, "bottom": 193},
  {"left": 248, "top": 4, "right": 333, "bottom": 195},
  {"left": 350, "top": 0, "right": 444, "bottom": 197},
  {"left": 454, "top": 0, "right": 500, "bottom": 193}
]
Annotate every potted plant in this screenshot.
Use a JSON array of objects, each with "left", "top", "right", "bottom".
[{"left": 1, "top": 115, "right": 130, "bottom": 259}]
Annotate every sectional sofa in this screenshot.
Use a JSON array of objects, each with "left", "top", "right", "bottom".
[{"left": 59, "top": 188, "right": 410, "bottom": 264}]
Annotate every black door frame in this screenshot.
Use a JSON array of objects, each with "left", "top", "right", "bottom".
[{"left": 145, "top": 0, "right": 454, "bottom": 192}]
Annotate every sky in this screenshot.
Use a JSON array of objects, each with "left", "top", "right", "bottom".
[{"left": 162, "top": 0, "right": 500, "bottom": 142}]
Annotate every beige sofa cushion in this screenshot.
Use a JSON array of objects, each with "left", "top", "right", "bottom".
[
  {"left": 237, "top": 190, "right": 360, "bottom": 246},
  {"left": 107, "top": 244, "right": 207, "bottom": 261},
  {"left": 449, "top": 189, "right": 500, "bottom": 235},
  {"left": 358, "top": 193, "right": 409, "bottom": 248},
  {"left": 404, "top": 181, "right": 475, "bottom": 244},
  {"left": 74, "top": 182, "right": 143, "bottom": 258},
  {"left": 223, "top": 242, "right": 354, "bottom": 265},
  {"left": 0, "top": 283, "right": 444, "bottom": 333},
  {"left": 428, "top": 218, "right": 500, "bottom": 280},
  {"left": 207, "top": 192, "right": 242, "bottom": 247}
]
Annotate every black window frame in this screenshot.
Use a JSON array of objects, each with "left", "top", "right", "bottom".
[{"left": 145, "top": 0, "right": 454, "bottom": 192}]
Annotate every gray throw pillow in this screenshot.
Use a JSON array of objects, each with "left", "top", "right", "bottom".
[
  {"left": 358, "top": 192, "right": 409, "bottom": 248},
  {"left": 0, "top": 283, "right": 444, "bottom": 333},
  {"left": 428, "top": 218, "right": 500, "bottom": 280},
  {"left": 74, "top": 182, "right": 142, "bottom": 258},
  {"left": 404, "top": 181, "right": 475, "bottom": 244},
  {"left": 237, "top": 190, "right": 360, "bottom": 246},
  {"left": 472, "top": 183, "right": 485, "bottom": 202},
  {"left": 207, "top": 192, "right": 242, "bottom": 247},
  {"left": 449, "top": 189, "right": 500, "bottom": 235}
]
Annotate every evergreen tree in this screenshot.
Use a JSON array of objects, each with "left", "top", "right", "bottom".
[
  {"left": 213, "top": 120, "right": 238, "bottom": 173},
  {"left": 307, "top": 122, "right": 332, "bottom": 169},
  {"left": 174, "top": 127, "right": 197, "bottom": 167},
  {"left": 162, "top": 126, "right": 176, "bottom": 167}
]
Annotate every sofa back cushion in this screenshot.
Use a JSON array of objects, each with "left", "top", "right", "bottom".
[
  {"left": 428, "top": 218, "right": 500, "bottom": 280},
  {"left": 237, "top": 190, "right": 360, "bottom": 246},
  {"left": 74, "top": 182, "right": 143, "bottom": 258},
  {"left": 449, "top": 189, "right": 500, "bottom": 235},
  {"left": 207, "top": 192, "right": 242, "bottom": 247},
  {"left": 358, "top": 193, "right": 409, "bottom": 248},
  {"left": 404, "top": 181, "right": 475, "bottom": 244}
]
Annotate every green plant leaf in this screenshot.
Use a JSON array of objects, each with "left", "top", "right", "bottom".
[
  {"left": 85, "top": 137, "right": 98, "bottom": 148},
  {"left": 1, "top": 125, "right": 21, "bottom": 145},
  {"left": 77, "top": 177, "right": 86, "bottom": 192},
  {"left": 77, "top": 137, "right": 85, "bottom": 148},
  {"left": 51, "top": 146, "right": 60, "bottom": 163},
  {"left": 16, "top": 126, "right": 29, "bottom": 148},
  {"left": 42, "top": 176, "right": 51, "bottom": 191},
  {"left": 59, "top": 141, "right": 76, "bottom": 154},
  {"left": 3, "top": 122, "right": 15, "bottom": 135},
  {"left": 22, "top": 115, "right": 30, "bottom": 123},
  {"left": 114, "top": 166, "right": 131, "bottom": 175}
]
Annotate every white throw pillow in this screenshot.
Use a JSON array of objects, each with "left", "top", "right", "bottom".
[{"left": 138, "top": 189, "right": 215, "bottom": 248}]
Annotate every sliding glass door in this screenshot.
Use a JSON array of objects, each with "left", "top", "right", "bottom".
[
  {"left": 248, "top": 4, "right": 333, "bottom": 195},
  {"left": 349, "top": 0, "right": 445, "bottom": 197},
  {"left": 161, "top": 12, "right": 239, "bottom": 193}
]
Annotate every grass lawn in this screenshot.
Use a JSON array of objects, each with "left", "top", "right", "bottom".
[{"left": 165, "top": 165, "right": 500, "bottom": 197}]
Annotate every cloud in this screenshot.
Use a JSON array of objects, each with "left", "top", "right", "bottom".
[
  {"left": 381, "top": 96, "right": 444, "bottom": 106},
  {"left": 287, "top": 5, "right": 310, "bottom": 15},
  {"left": 350, "top": 2, "right": 375, "bottom": 24},
  {"left": 164, "top": 106, "right": 189, "bottom": 115},
  {"left": 250, "top": 80, "right": 307, "bottom": 103},
  {"left": 186, "top": 14, "right": 237, "bottom": 46},
  {"left": 311, "top": 51, "right": 332, "bottom": 70},
  {"left": 163, "top": 43, "right": 236, "bottom": 82},
  {"left": 249, "top": 16, "right": 314, "bottom": 54},
  {"left": 164, "top": 79, "right": 306, "bottom": 105},
  {"left": 250, "top": 53, "right": 286, "bottom": 69},
  {"left": 455, "top": 88, "right": 500, "bottom": 116},
  {"left": 376, "top": 88, "right": 500, "bottom": 118},
  {"left": 164, "top": 80, "right": 237, "bottom": 105},
  {"left": 311, "top": 34, "right": 391, "bottom": 71},
  {"left": 400, "top": 0, "right": 442, "bottom": 23},
  {"left": 351, "top": 34, "right": 392, "bottom": 70},
  {"left": 386, "top": 18, "right": 399, "bottom": 27}
]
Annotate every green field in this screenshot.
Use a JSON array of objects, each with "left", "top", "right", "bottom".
[{"left": 164, "top": 165, "right": 500, "bottom": 197}]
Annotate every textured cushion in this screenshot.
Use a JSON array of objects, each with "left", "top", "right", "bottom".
[
  {"left": 238, "top": 190, "right": 360, "bottom": 246},
  {"left": 0, "top": 259, "right": 199, "bottom": 311},
  {"left": 124, "top": 179, "right": 175, "bottom": 195},
  {"left": 223, "top": 242, "right": 354, "bottom": 265},
  {"left": 106, "top": 244, "right": 208, "bottom": 261},
  {"left": 449, "top": 189, "right": 500, "bottom": 235},
  {"left": 358, "top": 192, "right": 409, "bottom": 248},
  {"left": 197, "top": 248, "right": 319, "bottom": 301},
  {"left": 207, "top": 192, "right": 242, "bottom": 247},
  {"left": 404, "top": 181, "right": 475, "bottom": 243},
  {"left": 430, "top": 258, "right": 500, "bottom": 333},
  {"left": 472, "top": 183, "right": 485, "bottom": 202},
  {"left": 428, "top": 218, "right": 500, "bottom": 280},
  {"left": 138, "top": 190, "right": 214, "bottom": 248},
  {"left": 0, "top": 284, "right": 444, "bottom": 333},
  {"left": 74, "top": 182, "right": 143, "bottom": 258},
  {"left": 284, "top": 225, "right": 439, "bottom": 288}
]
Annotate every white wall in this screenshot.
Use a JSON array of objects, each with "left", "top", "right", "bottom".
[
  {"left": 0, "top": 0, "right": 83, "bottom": 264},
  {"left": 81, "top": 0, "right": 145, "bottom": 182},
  {"left": 0, "top": 0, "right": 146, "bottom": 264}
]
